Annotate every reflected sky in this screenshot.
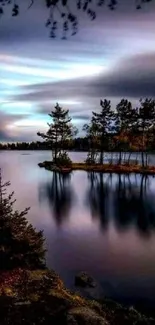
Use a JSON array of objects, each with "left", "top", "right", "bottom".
[
  {"left": 1, "top": 151, "right": 155, "bottom": 306},
  {"left": 38, "top": 172, "right": 75, "bottom": 226}
]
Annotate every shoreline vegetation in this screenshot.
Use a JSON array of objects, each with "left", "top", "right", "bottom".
[
  {"left": 36, "top": 99, "right": 155, "bottom": 174},
  {"left": 1, "top": 99, "right": 155, "bottom": 165},
  {"left": 0, "top": 171, "right": 154, "bottom": 324},
  {"left": 38, "top": 160, "right": 155, "bottom": 175},
  {"left": 35, "top": 99, "right": 155, "bottom": 176},
  {"left": 2, "top": 98, "right": 155, "bottom": 175}
]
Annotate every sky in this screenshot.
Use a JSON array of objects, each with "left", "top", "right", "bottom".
[{"left": 0, "top": 0, "right": 155, "bottom": 142}]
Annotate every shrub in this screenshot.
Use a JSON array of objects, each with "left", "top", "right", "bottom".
[
  {"left": 54, "top": 152, "right": 72, "bottom": 167},
  {"left": 0, "top": 170, "right": 46, "bottom": 270}
]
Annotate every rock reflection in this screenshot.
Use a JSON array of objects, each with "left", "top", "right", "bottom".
[
  {"left": 38, "top": 172, "right": 74, "bottom": 226},
  {"left": 86, "top": 173, "right": 155, "bottom": 236}
]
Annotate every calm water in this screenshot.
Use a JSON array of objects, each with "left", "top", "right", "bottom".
[{"left": 1, "top": 150, "right": 155, "bottom": 308}]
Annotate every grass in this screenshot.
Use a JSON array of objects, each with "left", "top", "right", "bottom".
[{"left": 72, "top": 163, "right": 155, "bottom": 174}]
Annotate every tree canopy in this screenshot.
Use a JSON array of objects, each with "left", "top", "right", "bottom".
[{"left": 37, "top": 102, "right": 77, "bottom": 165}]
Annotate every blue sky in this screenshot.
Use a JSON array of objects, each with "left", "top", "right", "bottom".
[{"left": 0, "top": 0, "right": 155, "bottom": 142}]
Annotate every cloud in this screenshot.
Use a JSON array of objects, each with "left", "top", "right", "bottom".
[
  {"left": 8, "top": 52, "right": 155, "bottom": 107},
  {"left": 8, "top": 79, "right": 90, "bottom": 103},
  {"left": 0, "top": 130, "right": 12, "bottom": 142},
  {"left": 0, "top": 111, "right": 35, "bottom": 142},
  {"left": 91, "top": 52, "right": 155, "bottom": 98},
  {"left": 0, "top": 0, "right": 155, "bottom": 141},
  {"left": 72, "top": 114, "right": 90, "bottom": 121}
]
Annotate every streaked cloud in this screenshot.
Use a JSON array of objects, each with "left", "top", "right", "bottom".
[{"left": 0, "top": 0, "right": 155, "bottom": 141}]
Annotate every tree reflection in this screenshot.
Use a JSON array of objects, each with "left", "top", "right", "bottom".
[
  {"left": 38, "top": 172, "right": 74, "bottom": 226},
  {"left": 85, "top": 172, "right": 110, "bottom": 230},
  {"left": 114, "top": 174, "right": 155, "bottom": 236},
  {"left": 86, "top": 172, "right": 155, "bottom": 236}
]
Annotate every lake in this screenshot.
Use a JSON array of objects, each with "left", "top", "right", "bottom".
[{"left": 1, "top": 150, "right": 155, "bottom": 309}]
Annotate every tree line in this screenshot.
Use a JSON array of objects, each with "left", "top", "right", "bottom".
[
  {"left": 36, "top": 99, "right": 155, "bottom": 167},
  {"left": 83, "top": 98, "right": 155, "bottom": 167},
  {"left": 1, "top": 98, "right": 155, "bottom": 167}
]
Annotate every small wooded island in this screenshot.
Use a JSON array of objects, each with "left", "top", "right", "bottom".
[
  {"left": 38, "top": 161, "right": 155, "bottom": 175},
  {"left": 37, "top": 99, "right": 155, "bottom": 175}
]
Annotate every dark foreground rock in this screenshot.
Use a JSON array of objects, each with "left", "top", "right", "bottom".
[{"left": 0, "top": 268, "right": 154, "bottom": 325}]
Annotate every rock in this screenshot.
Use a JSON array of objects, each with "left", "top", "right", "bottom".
[
  {"left": 67, "top": 307, "right": 108, "bottom": 325},
  {"left": 75, "top": 272, "right": 96, "bottom": 288}
]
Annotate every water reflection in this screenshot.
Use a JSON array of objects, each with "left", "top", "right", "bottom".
[
  {"left": 38, "top": 172, "right": 74, "bottom": 226},
  {"left": 86, "top": 173, "right": 155, "bottom": 236},
  {"left": 85, "top": 172, "right": 109, "bottom": 230},
  {"left": 2, "top": 151, "right": 155, "bottom": 306}
]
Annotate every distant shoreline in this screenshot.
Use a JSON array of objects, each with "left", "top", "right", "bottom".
[{"left": 1, "top": 149, "right": 155, "bottom": 154}]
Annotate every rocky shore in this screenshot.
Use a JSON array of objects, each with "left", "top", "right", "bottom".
[{"left": 0, "top": 268, "right": 154, "bottom": 325}]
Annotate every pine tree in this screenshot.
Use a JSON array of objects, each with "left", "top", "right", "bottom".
[
  {"left": 0, "top": 170, "right": 45, "bottom": 270},
  {"left": 92, "top": 99, "right": 114, "bottom": 164},
  {"left": 83, "top": 117, "right": 99, "bottom": 164},
  {"left": 37, "top": 103, "right": 77, "bottom": 166},
  {"left": 115, "top": 99, "right": 136, "bottom": 164},
  {"left": 136, "top": 98, "right": 155, "bottom": 167}
]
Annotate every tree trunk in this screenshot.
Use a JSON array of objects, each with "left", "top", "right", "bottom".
[
  {"left": 136, "top": 152, "right": 139, "bottom": 165},
  {"left": 118, "top": 151, "right": 122, "bottom": 165},
  {"left": 141, "top": 124, "right": 145, "bottom": 168},
  {"left": 145, "top": 152, "right": 148, "bottom": 167},
  {"left": 100, "top": 150, "right": 103, "bottom": 164},
  {"left": 54, "top": 128, "right": 58, "bottom": 163},
  {"left": 100, "top": 134, "right": 104, "bottom": 164},
  {"left": 128, "top": 152, "right": 132, "bottom": 164},
  {"left": 123, "top": 152, "right": 126, "bottom": 164},
  {"left": 141, "top": 150, "right": 145, "bottom": 168}
]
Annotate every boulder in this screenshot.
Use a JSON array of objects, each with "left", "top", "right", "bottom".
[{"left": 75, "top": 272, "right": 96, "bottom": 288}]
